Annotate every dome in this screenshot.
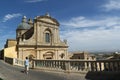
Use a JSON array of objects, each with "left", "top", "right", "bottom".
[
  {"left": 17, "top": 22, "right": 31, "bottom": 30},
  {"left": 17, "top": 16, "right": 31, "bottom": 30}
]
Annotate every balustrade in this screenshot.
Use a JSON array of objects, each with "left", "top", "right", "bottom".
[
  {"left": 33, "top": 59, "right": 120, "bottom": 73},
  {"left": 4, "top": 57, "right": 120, "bottom": 73}
]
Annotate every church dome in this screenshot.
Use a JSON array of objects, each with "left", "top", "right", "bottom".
[
  {"left": 17, "top": 22, "right": 31, "bottom": 30},
  {"left": 17, "top": 16, "right": 31, "bottom": 30}
]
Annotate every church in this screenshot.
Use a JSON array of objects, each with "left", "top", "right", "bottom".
[{"left": 3, "top": 13, "right": 68, "bottom": 60}]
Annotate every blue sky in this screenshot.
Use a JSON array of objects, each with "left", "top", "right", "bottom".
[{"left": 0, "top": 0, "right": 120, "bottom": 52}]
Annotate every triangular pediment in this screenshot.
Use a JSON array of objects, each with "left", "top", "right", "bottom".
[
  {"left": 36, "top": 16, "right": 59, "bottom": 26},
  {"left": 40, "top": 18, "right": 56, "bottom": 24}
]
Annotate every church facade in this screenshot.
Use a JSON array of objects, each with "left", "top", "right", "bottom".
[{"left": 15, "top": 13, "right": 68, "bottom": 60}]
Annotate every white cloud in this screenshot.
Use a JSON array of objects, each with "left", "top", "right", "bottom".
[
  {"left": 3, "top": 13, "right": 22, "bottom": 22},
  {"left": 102, "top": 0, "right": 120, "bottom": 11},
  {"left": 60, "top": 16, "right": 120, "bottom": 51},
  {"left": 25, "top": 0, "right": 46, "bottom": 3},
  {"left": 61, "top": 16, "right": 120, "bottom": 28}
]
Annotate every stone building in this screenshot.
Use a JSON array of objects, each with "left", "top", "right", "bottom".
[
  {"left": 4, "top": 39, "right": 17, "bottom": 48},
  {"left": 69, "top": 51, "right": 96, "bottom": 60},
  {"left": 3, "top": 13, "right": 68, "bottom": 60}
]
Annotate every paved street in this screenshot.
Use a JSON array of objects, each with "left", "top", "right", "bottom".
[{"left": 0, "top": 60, "right": 86, "bottom": 80}]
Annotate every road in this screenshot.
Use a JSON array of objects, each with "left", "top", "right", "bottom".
[{"left": 0, "top": 60, "right": 86, "bottom": 80}]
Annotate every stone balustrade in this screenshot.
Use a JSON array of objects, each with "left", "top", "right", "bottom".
[
  {"left": 5, "top": 57, "right": 24, "bottom": 66},
  {"left": 5, "top": 57, "right": 14, "bottom": 65},
  {"left": 33, "top": 59, "right": 120, "bottom": 73},
  {"left": 4, "top": 57, "right": 120, "bottom": 73},
  {"left": 14, "top": 58, "right": 25, "bottom": 66}
]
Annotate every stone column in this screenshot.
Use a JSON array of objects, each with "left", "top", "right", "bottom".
[
  {"left": 19, "top": 49, "right": 23, "bottom": 60},
  {"left": 95, "top": 62, "right": 98, "bottom": 71},
  {"left": 65, "top": 49, "right": 68, "bottom": 59},
  {"left": 32, "top": 60, "right": 36, "bottom": 69},
  {"left": 54, "top": 28, "right": 57, "bottom": 43},
  {"left": 39, "top": 50, "right": 42, "bottom": 59},
  {"left": 65, "top": 61, "right": 70, "bottom": 73},
  {"left": 36, "top": 50, "right": 39, "bottom": 59},
  {"left": 56, "top": 50, "right": 59, "bottom": 59},
  {"left": 91, "top": 62, "right": 94, "bottom": 71}
]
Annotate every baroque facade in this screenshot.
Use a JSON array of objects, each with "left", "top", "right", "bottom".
[{"left": 4, "top": 13, "right": 68, "bottom": 60}]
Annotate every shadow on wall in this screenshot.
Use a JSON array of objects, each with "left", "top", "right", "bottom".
[{"left": 85, "top": 71, "right": 120, "bottom": 80}]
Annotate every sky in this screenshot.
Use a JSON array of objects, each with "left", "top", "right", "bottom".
[{"left": 0, "top": 0, "right": 120, "bottom": 52}]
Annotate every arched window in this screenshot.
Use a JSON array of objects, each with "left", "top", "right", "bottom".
[
  {"left": 44, "top": 28, "right": 51, "bottom": 43},
  {"left": 45, "top": 33, "right": 50, "bottom": 43}
]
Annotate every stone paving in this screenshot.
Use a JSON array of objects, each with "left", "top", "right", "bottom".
[{"left": 0, "top": 60, "right": 87, "bottom": 80}]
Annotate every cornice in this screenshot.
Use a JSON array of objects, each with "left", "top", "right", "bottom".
[{"left": 17, "top": 44, "right": 68, "bottom": 48}]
